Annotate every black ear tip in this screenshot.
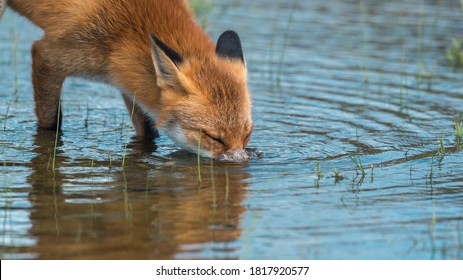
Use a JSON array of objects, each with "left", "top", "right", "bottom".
[
  {"left": 149, "top": 31, "right": 184, "bottom": 65},
  {"left": 216, "top": 30, "right": 244, "bottom": 61},
  {"left": 219, "top": 30, "right": 241, "bottom": 42},
  {"left": 149, "top": 32, "right": 160, "bottom": 45}
]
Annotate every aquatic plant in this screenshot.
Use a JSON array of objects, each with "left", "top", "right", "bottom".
[
  {"left": 349, "top": 154, "right": 365, "bottom": 176},
  {"left": 277, "top": 0, "right": 298, "bottom": 85},
  {"left": 3, "top": 20, "right": 19, "bottom": 130},
  {"left": 225, "top": 168, "right": 230, "bottom": 203},
  {"left": 359, "top": 0, "right": 369, "bottom": 84},
  {"left": 333, "top": 168, "right": 344, "bottom": 183},
  {"left": 416, "top": 0, "right": 424, "bottom": 64},
  {"left": 210, "top": 158, "right": 217, "bottom": 208},
  {"left": 455, "top": 121, "right": 462, "bottom": 148},
  {"left": 314, "top": 161, "right": 324, "bottom": 188},
  {"left": 414, "top": 0, "right": 435, "bottom": 90},
  {"left": 107, "top": 149, "right": 112, "bottom": 169},
  {"left": 446, "top": 38, "right": 463, "bottom": 70},
  {"left": 426, "top": 152, "right": 435, "bottom": 188},
  {"left": 370, "top": 164, "right": 375, "bottom": 183},
  {"left": 315, "top": 161, "right": 323, "bottom": 180},
  {"left": 11, "top": 23, "right": 18, "bottom": 98},
  {"left": 415, "top": 65, "right": 433, "bottom": 90},
  {"left": 121, "top": 170, "right": 131, "bottom": 222},
  {"left": 197, "top": 128, "right": 202, "bottom": 185},
  {"left": 121, "top": 97, "right": 136, "bottom": 170},
  {"left": 399, "top": 49, "right": 409, "bottom": 113},
  {"left": 52, "top": 102, "right": 61, "bottom": 173},
  {"left": 436, "top": 134, "right": 445, "bottom": 165}
]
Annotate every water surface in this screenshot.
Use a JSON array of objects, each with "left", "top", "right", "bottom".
[{"left": 1, "top": 0, "right": 462, "bottom": 259}]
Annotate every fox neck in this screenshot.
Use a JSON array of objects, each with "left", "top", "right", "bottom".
[{"left": 105, "top": 1, "right": 215, "bottom": 117}]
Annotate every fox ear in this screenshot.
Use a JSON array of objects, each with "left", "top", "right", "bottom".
[
  {"left": 149, "top": 32, "right": 185, "bottom": 89},
  {"left": 216, "top": 30, "right": 244, "bottom": 63}
]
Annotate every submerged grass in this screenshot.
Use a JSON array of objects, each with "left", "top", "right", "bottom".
[
  {"left": 414, "top": 0, "right": 435, "bottom": 90},
  {"left": 333, "top": 168, "right": 344, "bottom": 184},
  {"left": 436, "top": 134, "right": 446, "bottom": 165},
  {"left": 121, "top": 97, "right": 136, "bottom": 170},
  {"left": 417, "top": 0, "right": 424, "bottom": 65},
  {"left": 399, "top": 49, "right": 407, "bottom": 112},
  {"left": 225, "top": 168, "right": 229, "bottom": 203},
  {"left": 121, "top": 170, "right": 132, "bottom": 230},
  {"left": 210, "top": 158, "right": 217, "bottom": 208},
  {"left": 3, "top": 23, "right": 19, "bottom": 131},
  {"left": 446, "top": 38, "right": 463, "bottom": 70},
  {"left": 359, "top": 0, "right": 369, "bottom": 84},
  {"left": 11, "top": 20, "right": 18, "bottom": 98},
  {"left": 455, "top": 121, "right": 462, "bottom": 148},
  {"left": 52, "top": 102, "right": 61, "bottom": 173},
  {"left": 107, "top": 149, "right": 112, "bottom": 169},
  {"left": 315, "top": 161, "right": 323, "bottom": 180},
  {"left": 349, "top": 154, "right": 365, "bottom": 176},
  {"left": 2, "top": 131, "right": 11, "bottom": 256},
  {"left": 315, "top": 161, "right": 323, "bottom": 188},
  {"left": 197, "top": 129, "right": 202, "bottom": 185},
  {"left": 426, "top": 152, "right": 435, "bottom": 188},
  {"left": 276, "top": 0, "right": 298, "bottom": 85}
]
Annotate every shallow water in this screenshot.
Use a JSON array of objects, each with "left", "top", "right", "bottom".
[{"left": 1, "top": 0, "right": 462, "bottom": 259}]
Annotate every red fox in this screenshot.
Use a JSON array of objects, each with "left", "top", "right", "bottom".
[{"left": 1, "top": 0, "right": 252, "bottom": 161}]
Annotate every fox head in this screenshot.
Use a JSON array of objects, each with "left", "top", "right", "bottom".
[{"left": 149, "top": 30, "right": 252, "bottom": 161}]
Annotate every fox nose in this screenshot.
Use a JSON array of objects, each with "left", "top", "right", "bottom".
[{"left": 216, "top": 148, "right": 249, "bottom": 162}]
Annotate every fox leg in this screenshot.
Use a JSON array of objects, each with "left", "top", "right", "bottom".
[
  {"left": 31, "top": 39, "right": 65, "bottom": 130},
  {"left": 122, "top": 93, "right": 159, "bottom": 140}
]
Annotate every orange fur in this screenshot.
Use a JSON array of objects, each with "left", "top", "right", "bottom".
[{"left": 6, "top": 0, "right": 252, "bottom": 160}]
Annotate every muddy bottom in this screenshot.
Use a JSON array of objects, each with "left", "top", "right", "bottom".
[{"left": 1, "top": 0, "right": 462, "bottom": 259}]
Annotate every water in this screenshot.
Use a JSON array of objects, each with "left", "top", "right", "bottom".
[{"left": 1, "top": 0, "right": 462, "bottom": 259}]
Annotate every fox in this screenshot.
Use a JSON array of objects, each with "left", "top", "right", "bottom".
[{"left": 0, "top": 0, "right": 253, "bottom": 161}]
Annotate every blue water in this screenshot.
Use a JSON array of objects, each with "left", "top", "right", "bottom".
[{"left": 1, "top": 0, "right": 462, "bottom": 259}]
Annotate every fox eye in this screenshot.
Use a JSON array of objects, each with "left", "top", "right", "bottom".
[{"left": 203, "top": 131, "right": 225, "bottom": 146}]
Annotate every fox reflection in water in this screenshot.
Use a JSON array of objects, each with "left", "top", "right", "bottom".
[{"left": 25, "top": 130, "right": 250, "bottom": 259}]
